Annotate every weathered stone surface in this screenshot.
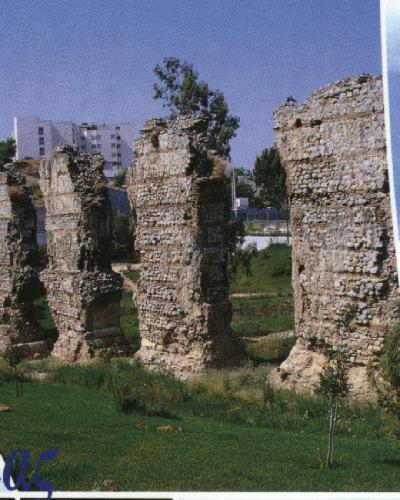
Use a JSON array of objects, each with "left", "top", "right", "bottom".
[
  {"left": 128, "top": 116, "right": 241, "bottom": 376},
  {"left": 0, "top": 163, "right": 47, "bottom": 358},
  {"left": 39, "top": 146, "right": 128, "bottom": 361},
  {"left": 270, "top": 74, "right": 400, "bottom": 398}
]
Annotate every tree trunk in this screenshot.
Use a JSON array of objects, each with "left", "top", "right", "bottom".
[
  {"left": 286, "top": 195, "right": 290, "bottom": 245},
  {"left": 326, "top": 398, "right": 335, "bottom": 468}
]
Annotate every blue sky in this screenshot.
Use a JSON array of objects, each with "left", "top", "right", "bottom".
[
  {"left": 385, "top": 0, "right": 400, "bottom": 226},
  {"left": 0, "top": 0, "right": 381, "bottom": 168}
]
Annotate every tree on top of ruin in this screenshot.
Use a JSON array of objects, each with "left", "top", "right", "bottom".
[
  {"left": 0, "top": 138, "right": 16, "bottom": 166},
  {"left": 153, "top": 57, "right": 239, "bottom": 159}
]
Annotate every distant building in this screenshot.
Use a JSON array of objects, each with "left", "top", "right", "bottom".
[
  {"left": 12, "top": 116, "right": 134, "bottom": 178},
  {"left": 234, "top": 197, "right": 249, "bottom": 210}
]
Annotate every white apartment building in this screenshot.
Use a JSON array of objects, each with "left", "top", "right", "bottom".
[{"left": 13, "top": 116, "right": 134, "bottom": 178}]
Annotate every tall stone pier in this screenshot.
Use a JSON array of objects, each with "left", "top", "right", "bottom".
[
  {"left": 128, "top": 116, "right": 240, "bottom": 376},
  {"left": 40, "top": 146, "right": 127, "bottom": 361},
  {"left": 0, "top": 164, "right": 47, "bottom": 358},
  {"left": 271, "top": 75, "right": 400, "bottom": 397}
]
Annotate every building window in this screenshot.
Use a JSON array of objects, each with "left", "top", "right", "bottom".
[
  {"left": 116, "top": 135, "right": 121, "bottom": 140},
  {"left": 112, "top": 162, "right": 117, "bottom": 165},
  {"left": 116, "top": 126, "right": 120, "bottom": 131},
  {"left": 111, "top": 143, "right": 116, "bottom": 148},
  {"left": 111, "top": 134, "right": 116, "bottom": 139},
  {"left": 116, "top": 143, "right": 121, "bottom": 149},
  {"left": 117, "top": 161, "right": 121, "bottom": 166},
  {"left": 90, "top": 135, "right": 96, "bottom": 140},
  {"left": 39, "top": 147, "right": 45, "bottom": 155},
  {"left": 39, "top": 137, "right": 44, "bottom": 145},
  {"left": 96, "top": 134, "right": 101, "bottom": 140},
  {"left": 97, "top": 144, "right": 102, "bottom": 149},
  {"left": 117, "top": 153, "right": 121, "bottom": 157},
  {"left": 81, "top": 136, "right": 86, "bottom": 141},
  {"left": 38, "top": 127, "right": 44, "bottom": 135},
  {"left": 91, "top": 144, "right": 96, "bottom": 149}
]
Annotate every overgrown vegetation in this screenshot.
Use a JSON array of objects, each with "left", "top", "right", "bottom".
[
  {"left": 369, "top": 322, "right": 400, "bottom": 451},
  {"left": 1, "top": 359, "right": 396, "bottom": 491},
  {"left": 111, "top": 209, "right": 136, "bottom": 262},
  {"left": 0, "top": 138, "right": 16, "bottom": 165},
  {"left": 316, "top": 348, "right": 350, "bottom": 468},
  {"left": 231, "top": 243, "right": 293, "bottom": 295},
  {"left": 113, "top": 168, "right": 128, "bottom": 188}
]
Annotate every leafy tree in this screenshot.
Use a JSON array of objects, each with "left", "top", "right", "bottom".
[
  {"left": 153, "top": 57, "right": 239, "bottom": 159},
  {"left": 369, "top": 323, "right": 400, "bottom": 450},
  {"left": 0, "top": 138, "right": 16, "bottom": 166},
  {"left": 111, "top": 209, "right": 136, "bottom": 262},
  {"left": 4, "top": 345, "right": 24, "bottom": 397},
  {"left": 236, "top": 181, "right": 255, "bottom": 207},
  {"left": 253, "top": 147, "right": 289, "bottom": 241},
  {"left": 253, "top": 147, "right": 287, "bottom": 210},
  {"left": 222, "top": 178, "right": 254, "bottom": 278},
  {"left": 316, "top": 348, "right": 349, "bottom": 468},
  {"left": 113, "top": 168, "right": 128, "bottom": 188}
]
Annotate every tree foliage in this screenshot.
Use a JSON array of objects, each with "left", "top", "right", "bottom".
[
  {"left": 0, "top": 138, "right": 16, "bottom": 166},
  {"left": 153, "top": 57, "right": 239, "bottom": 159},
  {"left": 369, "top": 323, "right": 400, "bottom": 450},
  {"left": 111, "top": 209, "right": 137, "bottom": 262},
  {"left": 113, "top": 168, "right": 128, "bottom": 188},
  {"left": 316, "top": 347, "right": 349, "bottom": 468},
  {"left": 253, "top": 147, "right": 287, "bottom": 210},
  {"left": 4, "top": 345, "right": 24, "bottom": 397}
]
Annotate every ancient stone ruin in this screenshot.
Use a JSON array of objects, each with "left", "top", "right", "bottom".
[
  {"left": 0, "top": 163, "right": 47, "bottom": 358},
  {"left": 270, "top": 74, "right": 400, "bottom": 397},
  {"left": 39, "top": 146, "right": 128, "bottom": 361},
  {"left": 128, "top": 116, "right": 240, "bottom": 376}
]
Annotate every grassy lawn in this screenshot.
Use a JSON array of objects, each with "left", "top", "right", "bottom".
[
  {"left": 123, "top": 270, "right": 140, "bottom": 283},
  {"left": 1, "top": 243, "right": 348, "bottom": 492},
  {"left": 120, "top": 291, "right": 139, "bottom": 351},
  {"left": 230, "top": 244, "right": 294, "bottom": 360},
  {"left": 230, "top": 244, "right": 292, "bottom": 296},
  {"left": 1, "top": 364, "right": 400, "bottom": 491},
  {"left": 232, "top": 295, "right": 294, "bottom": 337}
]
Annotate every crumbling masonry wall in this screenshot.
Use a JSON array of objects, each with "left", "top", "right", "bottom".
[
  {"left": 128, "top": 116, "right": 240, "bottom": 376},
  {"left": 0, "top": 164, "right": 47, "bottom": 358},
  {"left": 271, "top": 75, "right": 400, "bottom": 397},
  {"left": 39, "top": 146, "right": 127, "bottom": 361}
]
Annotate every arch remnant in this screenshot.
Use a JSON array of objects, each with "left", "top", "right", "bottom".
[
  {"left": 271, "top": 75, "right": 400, "bottom": 397},
  {"left": 0, "top": 163, "right": 47, "bottom": 358},
  {"left": 128, "top": 116, "right": 241, "bottom": 377},
  {"left": 39, "top": 146, "right": 128, "bottom": 361}
]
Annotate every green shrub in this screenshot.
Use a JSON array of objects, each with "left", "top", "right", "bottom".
[
  {"left": 369, "top": 322, "right": 400, "bottom": 450},
  {"left": 113, "top": 168, "right": 128, "bottom": 188}
]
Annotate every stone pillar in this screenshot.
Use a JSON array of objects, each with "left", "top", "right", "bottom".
[
  {"left": 270, "top": 74, "right": 400, "bottom": 397},
  {"left": 128, "top": 116, "right": 240, "bottom": 376},
  {"left": 0, "top": 164, "right": 47, "bottom": 358},
  {"left": 39, "top": 146, "right": 128, "bottom": 361}
]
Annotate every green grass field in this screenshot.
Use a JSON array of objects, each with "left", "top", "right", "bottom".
[
  {"left": 1, "top": 362, "right": 400, "bottom": 491},
  {"left": 230, "top": 244, "right": 292, "bottom": 295},
  {"left": 7, "top": 243, "right": 395, "bottom": 491}
]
